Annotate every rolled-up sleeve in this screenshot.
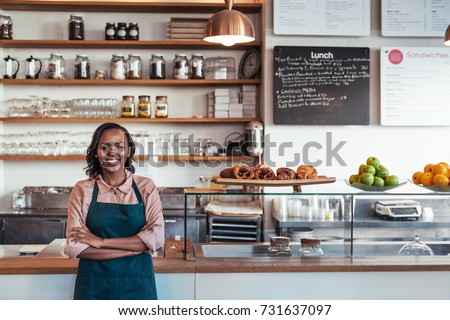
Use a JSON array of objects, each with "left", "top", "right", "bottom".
[
  {"left": 64, "top": 182, "right": 90, "bottom": 259},
  {"left": 137, "top": 181, "right": 165, "bottom": 253}
]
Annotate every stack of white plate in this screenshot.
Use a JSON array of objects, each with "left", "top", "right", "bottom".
[{"left": 288, "top": 227, "right": 314, "bottom": 242}]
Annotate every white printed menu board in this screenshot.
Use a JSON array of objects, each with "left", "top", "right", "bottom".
[
  {"left": 382, "top": 0, "right": 450, "bottom": 37},
  {"left": 380, "top": 47, "right": 450, "bottom": 126},
  {"left": 274, "top": 0, "right": 370, "bottom": 36}
]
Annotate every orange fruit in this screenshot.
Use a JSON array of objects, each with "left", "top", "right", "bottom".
[
  {"left": 431, "top": 163, "right": 447, "bottom": 176},
  {"left": 432, "top": 174, "right": 449, "bottom": 188},
  {"left": 423, "top": 163, "right": 434, "bottom": 173},
  {"left": 412, "top": 171, "right": 423, "bottom": 184},
  {"left": 438, "top": 162, "right": 450, "bottom": 178},
  {"left": 421, "top": 172, "right": 434, "bottom": 186}
]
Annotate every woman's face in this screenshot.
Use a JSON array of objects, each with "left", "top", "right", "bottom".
[{"left": 96, "top": 128, "right": 130, "bottom": 174}]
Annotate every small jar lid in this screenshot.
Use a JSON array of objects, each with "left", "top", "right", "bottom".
[
  {"left": 117, "top": 22, "right": 127, "bottom": 25},
  {"left": 192, "top": 53, "right": 204, "bottom": 58},
  {"left": 70, "top": 14, "right": 83, "bottom": 19},
  {"left": 152, "top": 54, "right": 164, "bottom": 58},
  {"left": 128, "top": 54, "right": 141, "bottom": 58},
  {"left": 112, "top": 54, "right": 125, "bottom": 58},
  {"left": 50, "top": 53, "right": 63, "bottom": 57},
  {"left": 175, "top": 54, "right": 188, "bottom": 58},
  {"left": 76, "top": 54, "right": 89, "bottom": 58},
  {"left": 138, "top": 95, "right": 150, "bottom": 100},
  {"left": 129, "top": 22, "right": 138, "bottom": 26},
  {"left": 122, "top": 95, "right": 134, "bottom": 100},
  {"left": 156, "top": 96, "right": 168, "bottom": 101}
]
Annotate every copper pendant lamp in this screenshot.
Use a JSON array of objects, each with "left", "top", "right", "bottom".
[
  {"left": 445, "top": 24, "right": 450, "bottom": 46},
  {"left": 204, "top": 0, "right": 255, "bottom": 47}
]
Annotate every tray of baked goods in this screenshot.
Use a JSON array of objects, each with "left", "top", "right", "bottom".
[{"left": 212, "top": 164, "right": 336, "bottom": 192}]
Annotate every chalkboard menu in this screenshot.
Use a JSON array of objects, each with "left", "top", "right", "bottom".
[{"left": 273, "top": 46, "right": 370, "bottom": 125}]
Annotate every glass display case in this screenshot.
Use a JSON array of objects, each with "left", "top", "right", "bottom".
[{"left": 183, "top": 182, "right": 450, "bottom": 260}]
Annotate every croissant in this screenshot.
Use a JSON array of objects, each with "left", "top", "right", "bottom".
[
  {"left": 276, "top": 167, "right": 297, "bottom": 180},
  {"left": 233, "top": 164, "right": 255, "bottom": 179},
  {"left": 219, "top": 167, "right": 234, "bottom": 178},
  {"left": 254, "top": 165, "right": 275, "bottom": 180},
  {"left": 296, "top": 165, "right": 318, "bottom": 179}
]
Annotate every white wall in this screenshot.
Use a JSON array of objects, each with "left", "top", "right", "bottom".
[{"left": 264, "top": 0, "right": 450, "bottom": 181}]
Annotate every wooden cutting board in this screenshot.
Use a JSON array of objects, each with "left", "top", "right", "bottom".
[
  {"left": 211, "top": 176, "right": 336, "bottom": 192},
  {"left": 165, "top": 237, "right": 193, "bottom": 258}
]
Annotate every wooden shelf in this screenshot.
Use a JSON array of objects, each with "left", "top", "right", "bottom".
[
  {"left": 0, "top": 155, "right": 254, "bottom": 162},
  {"left": 0, "top": 117, "right": 260, "bottom": 123},
  {"left": 0, "top": 39, "right": 262, "bottom": 50},
  {"left": 0, "top": 1, "right": 262, "bottom": 14},
  {"left": 0, "top": 79, "right": 261, "bottom": 86}
]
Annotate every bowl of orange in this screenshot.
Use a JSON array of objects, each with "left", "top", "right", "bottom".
[{"left": 410, "top": 162, "right": 450, "bottom": 192}]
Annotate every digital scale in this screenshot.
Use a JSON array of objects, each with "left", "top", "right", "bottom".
[{"left": 375, "top": 200, "right": 422, "bottom": 220}]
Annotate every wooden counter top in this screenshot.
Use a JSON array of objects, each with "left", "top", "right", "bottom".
[{"left": 1, "top": 256, "right": 450, "bottom": 275}]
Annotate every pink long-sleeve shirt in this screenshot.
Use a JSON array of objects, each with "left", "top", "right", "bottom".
[{"left": 64, "top": 171, "right": 164, "bottom": 259}]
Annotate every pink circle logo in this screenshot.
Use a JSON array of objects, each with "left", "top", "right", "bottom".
[{"left": 388, "top": 49, "right": 403, "bottom": 65}]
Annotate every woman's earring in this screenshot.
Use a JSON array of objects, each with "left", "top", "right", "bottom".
[{"left": 95, "top": 154, "right": 98, "bottom": 158}]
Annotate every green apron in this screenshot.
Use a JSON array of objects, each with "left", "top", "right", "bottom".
[{"left": 74, "top": 179, "right": 157, "bottom": 300}]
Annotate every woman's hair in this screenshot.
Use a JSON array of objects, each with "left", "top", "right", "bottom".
[{"left": 84, "top": 122, "right": 136, "bottom": 178}]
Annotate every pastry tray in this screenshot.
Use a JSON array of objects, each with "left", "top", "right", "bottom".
[{"left": 211, "top": 176, "right": 336, "bottom": 192}]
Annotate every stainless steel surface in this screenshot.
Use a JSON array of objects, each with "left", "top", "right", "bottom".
[
  {"left": 159, "top": 187, "right": 195, "bottom": 209},
  {"left": 193, "top": 241, "right": 450, "bottom": 258}
]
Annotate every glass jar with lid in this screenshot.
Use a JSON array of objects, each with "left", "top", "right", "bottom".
[
  {"left": 47, "top": 53, "right": 65, "bottom": 79},
  {"left": 299, "top": 238, "right": 324, "bottom": 257},
  {"left": 0, "top": 14, "right": 13, "bottom": 40},
  {"left": 68, "top": 14, "right": 84, "bottom": 40},
  {"left": 189, "top": 54, "right": 205, "bottom": 79},
  {"left": 138, "top": 95, "right": 151, "bottom": 118},
  {"left": 116, "top": 22, "right": 127, "bottom": 40},
  {"left": 121, "top": 95, "right": 135, "bottom": 118},
  {"left": 173, "top": 54, "right": 189, "bottom": 80},
  {"left": 74, "top": 54, "right": 90, "bottom": 79},
  {"left": 127, "top": 22, "right": 139, "bottom": 41},
  {"left": 126, "top": 54, "right": 143, "bottom": 79},
  {"left": 105, "top": 22, "right": 116, "bottom": 40},
  {"left": 150, "top": 54, "right": 165, "bottom": 79},
  {"left": 154, "top": 96, "right": 168, "bottom": 118},
  {"left": 110, "top": 54, "right": 126, "bottom": 80}
]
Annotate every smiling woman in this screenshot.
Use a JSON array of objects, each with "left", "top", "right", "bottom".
[{"left": 64, "top": 122, "right": 165, "bottom": 300}]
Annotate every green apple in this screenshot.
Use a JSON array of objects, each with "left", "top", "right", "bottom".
[
  {"left": 358, "top": 173, "right": 374, "bottom": 186},
  {"left": 375, "top": 165, "right": 389, "bottom": 179},
  {"left": 349, "top": 174, "right": 359, "bottom": 184},
  {"left": 366, "top": 157, "right": 381, "bottom": 169},
  {"left": 362, "top": 165, "right": 376, "bottom": 175},
  {"left": 384, "top": 175, "right": 399, "bottom": 186},
  {"left": 373, "top": 176, "right": 385, "bottom": 187}
]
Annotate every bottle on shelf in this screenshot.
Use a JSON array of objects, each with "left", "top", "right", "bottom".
[
  {"left": 149, "top": 54, "right": 165, "bottom": 79},
  {"left": 154, "top": 96, "right": 168, "bottom": 118},
  {"left": 74, "top": 54, "right": 90, "bottom": 79},
  {"left": 138, "top": 95, "right": 151, "bottom": 118},
  {"left": 105, "top": 22, "right": 116, "bottom": 40},
  {"left": 121, "top": 95, "right": 135, "bottom": 118},
  {"left": 68, "top": 14, "right": 84, "bottom": 40},
  {"left": 189, "top": 54, "right": 205, "bottom": 79},
  {"left": 0, "top": 14, "right": 13, "bottom": 40},
  {"left": 47, "top": 53, "right": 65, "bottom": 80},
  {"left": 110, "top": 54, "right": 126, "bottom": 80},
  {"left": 173, "top": 54, "right": 189, "bottom": 80},
  {"left": 127, "top": 22, "right": 139, "bottom": 40},
  {"left": 126, "top": 54, "right": 143, "bottom": 79},
  {"left": 116, "top": 22, "right": 127, "bottom": 40}
]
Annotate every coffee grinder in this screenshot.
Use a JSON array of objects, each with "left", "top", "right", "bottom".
[{"left": 244, "top": 121, "right": 264, "bottom": 160}]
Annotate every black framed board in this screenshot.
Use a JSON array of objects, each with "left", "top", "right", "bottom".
[{"left": 273, "top": 46, "right": 370, "bottom": 125}]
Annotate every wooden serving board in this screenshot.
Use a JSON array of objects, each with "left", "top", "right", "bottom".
[{"left": 211, "top": 176, "right": 336, "bottom": 192}]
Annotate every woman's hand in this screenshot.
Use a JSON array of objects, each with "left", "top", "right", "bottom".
[{"left": 68, "top": 221, "right": 104, "bottom": 249}]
